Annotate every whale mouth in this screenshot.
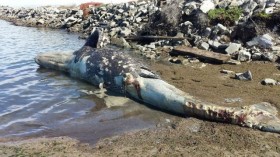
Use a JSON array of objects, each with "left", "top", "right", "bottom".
[{"left": 35, "top": 51, "right": 74, "bottom": 72}]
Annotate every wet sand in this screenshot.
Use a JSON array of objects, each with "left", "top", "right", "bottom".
[{"left": 1, "top": 59, "right": 280, "bottom": 156}]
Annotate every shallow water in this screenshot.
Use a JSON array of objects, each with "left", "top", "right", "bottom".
[{"left": 0, "top": 20, "right": 169, "bottom": 144}]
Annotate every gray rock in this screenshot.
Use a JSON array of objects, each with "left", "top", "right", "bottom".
[
  {"left": 272, "top": 46, "right": 280, "bottom": 51},
  {"left": 208, "top": 40, "right": 221, "bottom": 49},
  {"left": 265, "top": 7, "right": 274, "bottom": 14},
  {"left": 204, "top": 27, "right": 212, "bottom": 37},
  {"left": 225, "top": 43, "right": 242, "bottom": 55},
  {"left": 111, "top": 37, "right": 131, "bottom": 48},
  {"left": 247, "top": 34, "right": 274, "bottom": 48},
  {"left": 119, "top": 27, "right": 131, "bottom": 37},
  {"left": 262, "top": 52, "right": 279, "bottom": 62},
  {"left": 235, "top": 71, "right": 253, "bottom": 81},
  {"left": 238, "top": 50, "right": 251, "bottom": 61},
  {"left": 200, "top": 0, "right": 215, "bottom": 13},
  {"left": 199, "top": 42, "right": 209, "bottom": 50},
  {"left": 225, "top": 98, "right": 242, "bottom": 103},
  {"left": 221, "top": 69, "right": 235, "bottom": 74},
  {"left": 135, "top": 17, "right": 142, "bottom": 23},
  {"left": 261, "top": 78, "right": 278, "bottom": 85},
  {"left": 37, "top": 19, "right": 44, "bottom": 25},
  {"left": 252, "top": 53, "right": 262, "bottom": 60},
  {"left": 146, "top": 43, "right": 156, "bottom": 49},
  {"left": 216, "top": 23, "right": 228, "bottom": 34}
]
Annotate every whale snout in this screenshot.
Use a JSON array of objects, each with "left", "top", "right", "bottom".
[{"left": 35, "top": 51, "right": 74, "bottom": 72}]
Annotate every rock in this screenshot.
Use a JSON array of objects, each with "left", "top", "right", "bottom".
[
  {"left": 247, "top": 34, "right": 274, "bottom": 48},
  {"left": 216, "top": 23, "right": 228, "bottom": 34},
  {"left": 135, "top": 17, "right": 142, "bottom": 23},
  {"left": 204, "top": 27, "right": 212, "bottom": 37},
  {"left": 111, "top": 37, "right": 131, "bottom": 48},
  {"left": 119, "top": 27, "right": 131, "bottom": 37},
  {"left": 265, "top": 7, "right": 274, "bottom": 14},
  {"left": 232, "top": 22, "right": 257, "bottom": 43},
  {"left": 221, "top": 69, "right": 235, "bottom": 74},
  {"left": 259, "top": 34, "right": 274, "bottom": 48},
  {"left": 200, "top": 0, "right": 215, "bottom": 13},
  {"left": 262, "top": 52, "right": 279, "bottom": 62},
  {"left": 261, "top": 78, "right": 278, "bottom": 85},
  {"left": 208, "top": 40, "right": 221, "bottom": 49},
  {"left": 242, "top": 0, "right": 258, "bottom": 15},
  {"left": 117, "top": 9, "right": 124, "bottom": 14},
  {"left": 199, "top": 42, "right": 209, "bottom": 50},
  {"left": 238, "top": 50, "right": 251, "bottom": 61},
  {"left": 252, "top": 53, "right": 262, "bottom": 60},
  {"left": 225, "top": 43, "right": 242, "bottom": 55},
  {"left": 190, "top": 10, "right": 209, "bottom": 32},
  {"left": 169, "top": 57, "right": 182, "bottom": 64},
  {"left": 272, "top": 46, "right": 280, "bottom": 51},
  {"left": 235, "top": 71, "right": 253, "bottom": 81},
  {"left": 37, "top": 19, "right": 44, "bottom": 25},
  {"left": 146, "top": 43, "right": 156, "bottom": 49},
  {"left": 225, "top": 98, "right": 242, "bottom": 103}
]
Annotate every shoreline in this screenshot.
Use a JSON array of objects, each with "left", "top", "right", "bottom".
[{"left": 1, "top": 1, "right": 280, "bottom": 156}]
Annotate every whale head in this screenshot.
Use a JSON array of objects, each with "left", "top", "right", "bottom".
[{"left": 35, "top": 51, "right": 74, "bottom": 72}]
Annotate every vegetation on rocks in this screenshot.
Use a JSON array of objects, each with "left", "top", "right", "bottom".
[{"left": 208, "top": 7, "right": 242, "bottom": 26}]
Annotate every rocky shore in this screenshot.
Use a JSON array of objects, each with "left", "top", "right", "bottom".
[{"left": 1, "top": 0, "right": 280, "bottom": 64}]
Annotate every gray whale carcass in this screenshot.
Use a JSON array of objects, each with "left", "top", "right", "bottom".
[{"left": 35, "top": 30, "right": 280, "bottom": 134}]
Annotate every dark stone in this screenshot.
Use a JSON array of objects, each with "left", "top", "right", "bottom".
[
  {"left": 231, "top": 22, "right": 257, "bottom": 43},
  {"left": 189, "top": 10, "right": 209, "bottom": 34}
]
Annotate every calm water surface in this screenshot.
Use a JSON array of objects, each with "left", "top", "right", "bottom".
[{"left": 0, "top": 20, "right": 168, "bottom": 143}]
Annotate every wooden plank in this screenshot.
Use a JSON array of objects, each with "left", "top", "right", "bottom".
[{"left": 173, "top": 46, "right": 231, "bottom": 63}]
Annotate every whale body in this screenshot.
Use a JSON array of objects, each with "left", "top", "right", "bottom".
[{"left": 35, "top": 30, "right": 280, "bottom": 134}]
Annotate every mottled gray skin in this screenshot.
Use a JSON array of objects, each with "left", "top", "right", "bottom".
[
  {"left": 35, "top": 30, "right": 280, "bottom": 134},
  {"left": 72, "top": 45, "right": 158, "bottom": 94}
]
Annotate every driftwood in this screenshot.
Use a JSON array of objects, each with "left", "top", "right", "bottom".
[
  {"left": 173, "top": 46, "right": 231, "bottom": 63},
  {"left": 125, "top": 36, "right": 188, "bottom": 41}
]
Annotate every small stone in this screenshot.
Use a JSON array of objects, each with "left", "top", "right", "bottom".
[
  {"left": 208, "top": 40, "right": 221, "bottom": 49},
  {"left": 199, "top": 42, "right": 209, "bottom": 50},
  {"left": 252, "top": 53, "right": 262, "bottom": 60},
  {"left": 111, "top": 37, "right": 131, "bottom": 48},
  {"left": 200, "top": 0, "right": 215, "bottom": 13},
  {"left": 265, "top": 7, "right": 274, "bottom": 14},
  {"left": 119, "top": 27, "right": 131, "bottom": 37},
  {"left": 37, "top": 19, "right": 44, "bottom": 25},
  {"left": 238, "top": 50, "right": 251, "bottom": 61},
  {"left": 261, "top": 78, "right": 278, "bottom": 85},
  {"left": 217, "top": 23, "right": 228, "bottom": 33},
  {"left": 169, "top": 57, "right": 182, "bottom": 64},
  {"left": 189, "top": 58, "right": 200, "bottom": 63},
  {"left": 248, "top": 34, "right": 274, "bottom": 48},
  {"left": 225, "top": 98, "right": 242, "bottom": 103},
  {"left": 117, "top": 9, "right": 124, "bottom": 14},
  {"left": 225, "top": 43, "right": 242, "bottom": 55},
  {"left": 221, "top": 69, "right": 235, "bottom": 74},
  {"left": 146, "top": 44, "right": 156, "bottom": 49},
  {"left": 235, "top": 71, "right": 253, "bottom": 81},
  {"left": 204, "top": 27, "right": 212, "bottom": 37},
  {"left": 135, "top": 17, "right": 142, "bottom": 23},
  {"left": 262, "top": 52, "right": 278, "bottom": 62},
  {"left": 272, "top": 46, "right": 280, "bottom": 51}
]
